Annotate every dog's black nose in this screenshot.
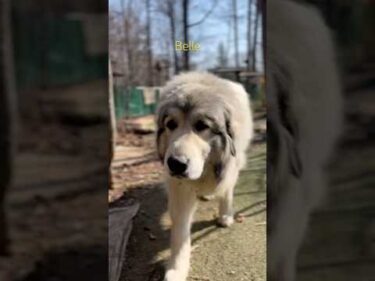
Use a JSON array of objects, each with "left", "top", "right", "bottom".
[{"left": 167, "top": 157, "right": 188, "bottom": 175}]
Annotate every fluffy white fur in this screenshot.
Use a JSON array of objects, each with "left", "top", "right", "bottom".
[
  {"left": 156, "top": 72, "right": 253, "bottom": 281},
  {"left": 268, "top": 1, "right": 343, "bottom": 280}
]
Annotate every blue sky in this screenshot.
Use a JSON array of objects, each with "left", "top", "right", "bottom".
[{"left": 109, "top": 0, "right": 263, "bottom": 71}]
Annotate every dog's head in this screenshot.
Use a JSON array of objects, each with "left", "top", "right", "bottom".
[{"left": 156, "top": 81, "right": 236, "bottom": 181}]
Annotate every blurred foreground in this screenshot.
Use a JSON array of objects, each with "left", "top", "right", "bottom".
[{"left": 1, "top": 81, "right": 109, "bottom": 280}]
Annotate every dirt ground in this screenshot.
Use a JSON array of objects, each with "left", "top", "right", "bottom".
[{"left": 112, "top": 118, "right": 267, "bottom": 281}]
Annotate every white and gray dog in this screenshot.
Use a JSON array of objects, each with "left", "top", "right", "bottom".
[
  {"left": 268, "top": 0, "right": 343, "bottom": 280},
  {"left": 156, "top": 72, "right": 253, "bottom": 281}
]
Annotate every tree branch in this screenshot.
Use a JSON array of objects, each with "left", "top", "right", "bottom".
[{"left": 188, "top": 0, "right": 218, "bottom": 28}]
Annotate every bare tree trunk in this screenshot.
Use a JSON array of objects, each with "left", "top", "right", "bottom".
[
  {"left": 247, "top": 0, "right": 253, "bottom": 70},
  {"left": 124, "top": 9, "right": 133, "bottom": 86},
  {"left": 120, "top": 0, "right": 133, "bottom": 86},
  {"left": 108, "top": 59, "right": 117, "bottom": 149},
  {"left": 252, "top": 1, "right": 260, "bottom": 71},
  {"left": 108, "top": 59, "right": 116, "bottom": 190},
  {"left": 0, "top": 0, "right": 17, "bottom": 256},
  {"left": 232, "top": 0, "right": 239, "bottom": 68},
  {"left": 121, "top": 0, "right": 132, "bottom": 121},
  {"left": 159, "top": 0, "right": 179, "bottom": 74},
  {"left": 260, "top": 0, "right": 265, "bottom": 69},
  {"left": 146, "top": 0, "right": 153, "bottom": 85},
  {"left": 182, "top": 0, "right": 189, "bottom": 70},
  {"left": 169, "top": 2, "right": 180, "bottom": 74},
  {"left": 120, "top": 0, "right": 127, "bottom": 83}
]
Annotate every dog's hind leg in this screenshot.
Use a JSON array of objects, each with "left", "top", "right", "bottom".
[{"left": 165, "top": 184, "right": 197, "bottom": 281}]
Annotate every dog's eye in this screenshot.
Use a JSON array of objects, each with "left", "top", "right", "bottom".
[
  {"left": 194, "top": 120, "right": 209, "bottom": 132},
  {"left": 166, "top": 120, "right": 178, "bottom": 131}
]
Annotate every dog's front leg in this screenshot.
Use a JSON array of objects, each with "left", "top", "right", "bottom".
[
  {"left": 217, "top": 167, "right": 239, "bottom": 227},
  {"left": 164, "top": 183, "right": 197, "bottom": 281},
  {"left": 218, "top": 186, "right": 235, "bottom": 227}
]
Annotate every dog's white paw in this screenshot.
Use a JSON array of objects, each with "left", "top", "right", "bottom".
[
  {"left": 217, "top": 214, "right": 234, "bottom": 227},
  {"left": 164, "top": 269, "right": 186, "bottom": 281}
]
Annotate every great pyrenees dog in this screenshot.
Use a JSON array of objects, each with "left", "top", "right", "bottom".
[
  {"left": 156, "top": 72, "right": 253, "bottom": 281},
  {"left": 268, "top": 1, "right": 342, "bottom": 280}
]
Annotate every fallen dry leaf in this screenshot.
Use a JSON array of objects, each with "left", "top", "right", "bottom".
[{"left": 235, "top": 213, "right": 245, "bottom": 223}]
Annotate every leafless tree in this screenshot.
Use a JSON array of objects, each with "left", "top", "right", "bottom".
[
  {"left": 188, "top": 0, "right": 217, "bottom": 28},
  {"left": 182, "top": 0, "right": 218, "bottom": 70},
  {"left": 111, "top": 0, "right": 149, "bottom": 86},
  {"left": 232, "top": 0, "right": 239, "bottom": 67},
  {"left": 247, "top": 0, "right": 254, "bottom": 70},
  {"left": 157, "top": 0, "right": 180, "bottom": 74},
  {"left": 146, "top": 0, "right": 153, "bottom": 85},
  {"left": 110, "top": 0, "right": 223, "bottom": 82},
  {"left": 110, "top": 0, "right": 171, "bottom": 86},
  {"left": 182, "top": 0, "right": 190, "bottom": 70},
  {"left": 121, "top": 0, "right": 134, "bottom": 86},
  {"left": 217, "top": 42, "right": 228, "bottom": 67},
  {"left": 260, "top": 0, "right": 265, "bottom": 66},
  {"left": 109, "top": 12, "right": 123, "bottom": 76},
  {"left": 252, "top": 0, "right": 260, "bottom": 71},
  {"left": 108, "top": 59, "right": 117, "bottom": 146},
  {"left": 169, "top": 1, "right": 180, "bottom": 74}
]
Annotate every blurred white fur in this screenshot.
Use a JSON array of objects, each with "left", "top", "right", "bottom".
[
  {"left": 157, "top": 72, "right": 253, "bottom": 281},
  {"left": 268, "top": 0, "right": 343, "bottom": 280}
]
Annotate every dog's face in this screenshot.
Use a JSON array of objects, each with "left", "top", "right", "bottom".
[{"left": 156, "top": 97, "right": 236, "bottom": 181}]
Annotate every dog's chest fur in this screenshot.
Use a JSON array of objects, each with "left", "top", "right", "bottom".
[{"left": 169, "top": 164, "right": 219, "bottom": 197}]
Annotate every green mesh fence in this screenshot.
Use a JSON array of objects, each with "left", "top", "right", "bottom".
[
  {"left": 114, "top": 87, "right": 160, "bottom": 119},
  {"left": 12, "top": 13, "right": 107, "bottom": 89}
]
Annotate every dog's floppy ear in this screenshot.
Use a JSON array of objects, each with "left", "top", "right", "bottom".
[
  {"left": 210, "top": 136, "right": 226, "bottom": 182},
  {"left": 211, "top": 110, "right": 236, "bottom": 182},
  {"left": 155, "top": 104, "right": 168, "bottom": 162},
  {"left": 224, "top": 110, "right": 236, "bottom": 157}
]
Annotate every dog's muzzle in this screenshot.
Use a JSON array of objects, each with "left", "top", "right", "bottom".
[{"left": 167, "top": 156, "right": 188, "bottom": 177}]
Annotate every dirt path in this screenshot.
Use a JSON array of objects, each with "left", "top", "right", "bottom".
[{"left": 121, "top": 142, "right": 266, "bottom": 281}]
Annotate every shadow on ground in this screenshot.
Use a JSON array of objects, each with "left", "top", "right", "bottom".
[{"left": 119, "top": 142, "right": 266, "bottom": 281}]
